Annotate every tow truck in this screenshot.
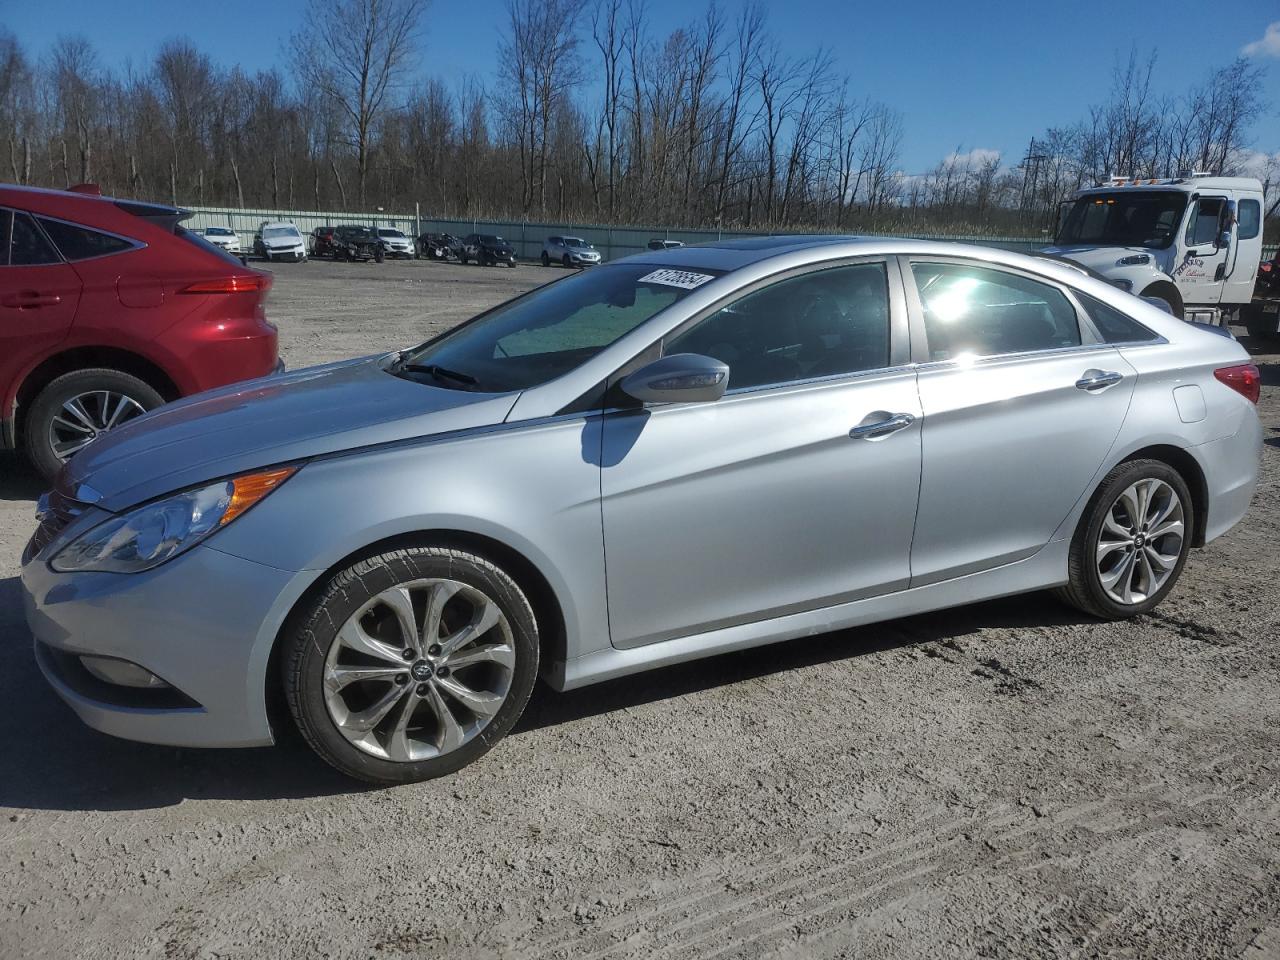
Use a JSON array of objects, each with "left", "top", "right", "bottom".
[
  {"left": 1043, "top": 174, "right": 1265, "bottom": 327},
  {"left": 1243, "top": 246, "right": 1280, "bottom": 341}
]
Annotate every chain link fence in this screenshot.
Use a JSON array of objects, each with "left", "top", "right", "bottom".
[{"left": 185, "top": 205, "right": 1278, "bottom": 263}]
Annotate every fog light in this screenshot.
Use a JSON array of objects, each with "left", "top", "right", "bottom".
[{"left": 80, "top": 655, "right": 170, "bottom": 689}]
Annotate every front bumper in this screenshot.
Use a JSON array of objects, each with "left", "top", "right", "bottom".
[
  {"left": 570, "top": 254, "right": 601, "bottom": 265},
  {"left": 21, "top": 539, "right": 301, "bottom": 748},
  {"left": 265, "top": 246, "right": 306, "bottom": 261}
]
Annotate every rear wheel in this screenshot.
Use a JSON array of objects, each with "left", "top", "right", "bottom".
[
  {"left": 541, "top": 251, "right": 550, "bottom": 267},
  {"left": 285, "top": 545, "right": 539, "bottom": 784},
  {"left": 1056, "top": 459, "right": 1193, "bottom": 619},
  {"left": 24, "top": 368, "right": 165, "bottom": 481}
]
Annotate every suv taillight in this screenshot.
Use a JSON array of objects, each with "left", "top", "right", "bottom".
[
  {"left": 180, "top": 275, "right": 272, "bottom": 295},
  {"left": 1214, "top": 364, "right": 1261, "bottom": 404}
]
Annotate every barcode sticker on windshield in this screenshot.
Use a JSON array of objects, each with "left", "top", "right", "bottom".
[{"left": 638, "top": 269, "right": 714, "bottom": 290}]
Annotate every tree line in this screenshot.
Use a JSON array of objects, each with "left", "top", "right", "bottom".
[{"left": 0, "top": 0, "right": 1274, "bottom": 236}]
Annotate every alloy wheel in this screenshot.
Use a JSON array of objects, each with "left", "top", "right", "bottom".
[
  {"left": 49, "top": 390, "right": 148, "bottom": 460},
  {"left": 323, "top": 578, "right": 516, "bottom": 762},
  {"left": 1095, "top": 478, "right": 1185, "bottom": 605}
]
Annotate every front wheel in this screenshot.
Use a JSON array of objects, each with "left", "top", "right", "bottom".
[
  {"left": 285, "top": 545, "right": 539, "bottom": 784},
  {"left": 541, "top": 251, "right": 550, "bottom": 267},
  {"left": 1056, "top": 459, "right": 1193, "bottom": 619},
  {"left": 24, "top": 368, "right": 165, "bottom": 481}
]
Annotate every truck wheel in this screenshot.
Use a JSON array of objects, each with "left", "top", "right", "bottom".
[{"left": 24, "top": 368, "right": 165, "bottom": 481}]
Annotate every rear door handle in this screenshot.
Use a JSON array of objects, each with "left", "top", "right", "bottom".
[
  {"left": 1075, "top": 370, "right": 1123, "bottom": 392},
  {"left": 2, "top": 291, "right": 62, "bottom": 309},
  {"left": 849, "top": 413, "right": 916, "bottom": 440}
]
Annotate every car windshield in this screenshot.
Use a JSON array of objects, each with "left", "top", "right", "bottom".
[
  {"left": 394, "top": 264, "right": 716, "bottom": 392},
  {"left": 264, "top": 226, "right": 299, "bottom": 239},
  {"left": 341, "top": 227, "right": 373, "bottom": 238},
  {"left": 564, "top": 237, "right": 588, "bottom": 247},
  {"left": 205, "top": 227, "right": 233, "bottom": 236},
  {"left": 379, "top": 229, "right": 405, "bottom": 238},
  {"left": 1057, "top": 191, "right": 1188, "bottom": 250},
  {"left": 479, "top": 235, "right": 505, "bottom": 244}
]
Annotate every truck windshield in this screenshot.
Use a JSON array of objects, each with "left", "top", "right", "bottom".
[{"left": 1057, "top": 191, "right": 1187, "bottom": 250}]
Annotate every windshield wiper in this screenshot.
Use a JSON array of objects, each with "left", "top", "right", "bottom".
[{"left": 398, "top": 362, "right": 479, "bottom": 389}]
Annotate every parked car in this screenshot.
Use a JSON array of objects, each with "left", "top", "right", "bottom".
[
  {"left": 542, "top": 235, "right": 601, "bottom": 267},
  {"left": 377, "top": 227, "right": 414, "bottom": 259},
  {"left": 310, "top": 226, "right": 339, "bottom": 258},
  {"left": 647, "top": 239, "right": 684, "bottom": 250},
  {"left": 0, "top": 183, "right": 279, "bottom": 480},
  {"left": 416, "top": 232, "right": 459, "bottom": 260},
  {"left": 197, "top": 225, "right": 240, "bottom": 254},
  {"left": 253, "top": 221, "right": 307, "bottom": 263},
  {"left": 459, "top": 233, "right": 517, "bottom": 267},
  {"left": 21, "top": 236, "right": 1262, "bottom": 784},
  {"left": 333, "top": 225, "right": 385, "bottom": 263}
]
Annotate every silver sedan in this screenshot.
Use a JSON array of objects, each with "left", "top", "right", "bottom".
[{"left": 22, "top": 237, "right": 1262, "bottom": 784}]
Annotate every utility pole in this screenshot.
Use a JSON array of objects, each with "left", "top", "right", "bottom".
[{"left": 1018, "top": 138, "right": 1049, "bottom": 227}]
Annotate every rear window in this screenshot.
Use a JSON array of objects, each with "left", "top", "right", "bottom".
[
  {"left": 37, "top": 217, "right": 135, "bottom": 261},
  {"left": 175, "top": 225, "right": 244, "bottom": 266},
  {"left": 1077, "top": 292, "right": 1160, "bottom": 344}
]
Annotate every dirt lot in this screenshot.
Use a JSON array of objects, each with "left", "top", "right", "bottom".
[{"left": 2, "top": 257, "right": 1278, "bottom": 960}]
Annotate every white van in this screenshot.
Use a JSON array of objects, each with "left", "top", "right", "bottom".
[{"left": 1044, "top": 175, "right": 1265, "bottom": 325}]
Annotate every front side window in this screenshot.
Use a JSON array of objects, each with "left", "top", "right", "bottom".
[
  {"left": 665, "top": 262, "right": 891, "bottom": 391},
  {"left": 395, "top": 264, "right": 711, "bottom": 392},
  {"left": 911, "top": 262, "right": 1081, "bottom": 361},
  {"left": 9, "top": 213, "right": 60, "bottom": 266},
  {"left": 1185, "top": 198, "right": 1225, "bottom": 248},
  {"left": 37, "top": 217, "right": 135, "bottom": 261},
  {"left": 1237, "top": 199, "right": 1261, "bottom": 241}
]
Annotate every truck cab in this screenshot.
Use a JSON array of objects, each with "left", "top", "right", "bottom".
[{"left": 1044, "top": 175, "right": 1265, "bottom": 325}]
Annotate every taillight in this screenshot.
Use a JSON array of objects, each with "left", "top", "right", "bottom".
[
  {"left": 179, "top": 275, "right": 271, "bottom": 295},
  {"left": 1214, "top": 364, "right": 1261, "bottom": 404}
]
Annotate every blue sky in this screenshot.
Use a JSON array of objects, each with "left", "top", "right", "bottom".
[{"left": 4, "top": 0, "right": 1278, "bottom": 172}]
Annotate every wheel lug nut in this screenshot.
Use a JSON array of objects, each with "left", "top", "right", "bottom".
[
  {"left": 436, "top": 666, "right": 450, "bottom": 678},
  {"left": 427, "top": 644, "right": 442, "bottom": 657},
  {"left": 395, "top": 674, "right": 408, "bottom": 685},
  {"left": 401, "top": 648, "right": 415, "bottom": 660},
  {"left": 416, "top": 684, "right": 430, "bottom": 697}
]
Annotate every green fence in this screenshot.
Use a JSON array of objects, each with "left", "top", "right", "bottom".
[{"left": 185, "top": 205, "right": 1278, "bottom": 263}]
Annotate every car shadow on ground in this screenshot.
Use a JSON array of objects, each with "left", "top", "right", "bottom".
[
  {"left": 0, "top": 569, "right": 1089, "bottom": 813},
  {"left": 0, "top": 452, "right": 44, "bottom": 502}
]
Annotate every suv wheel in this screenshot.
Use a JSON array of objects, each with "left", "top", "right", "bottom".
[
  {"left": 24, "top": 368, "right": 165, "bottom": 481},
  {"left": 541, "top": 251, "right": 550, "bottom": 267},
  {"left": 562, "top": 254, "right": 571, "bottom": 268},
  {"left": 1056, "top": 459, "right": 1193, "bottom": 619},
  {"left": 285, "top": 545, "right": 539, "bottom": 784}
]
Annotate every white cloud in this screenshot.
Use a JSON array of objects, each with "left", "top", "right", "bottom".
[{"left": 1242, "top": 21, "right": 1280, "bottom": 58}]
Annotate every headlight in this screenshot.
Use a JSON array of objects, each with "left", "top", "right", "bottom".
[
  {"left": 51, "top": 467, "right": 295, "bottom": 574},
  {"left": 1117, "top": 253, "right": 1151, "bottom": 267}
]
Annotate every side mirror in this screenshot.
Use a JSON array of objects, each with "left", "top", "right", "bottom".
[{"left": 621, "top": 353, "right": 729, "bottom": 404}]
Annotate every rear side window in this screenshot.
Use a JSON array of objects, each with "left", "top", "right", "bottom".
[
  {"left": 175, "top": 225, "right": 244, "bottom": 266},
  {"left": 1238, "top": 199, "right": 1261, "bottom": 241},
  {"left": 1077, "top": 292, "right": 1159, "bottom": 344},
  {"left": 37, "top": 217, "right": 134, "bottom": 261},
  {"left": 911, "top": 262, "right": 1081, "bottom": 360},
  {"left": 10, "top": 213, "right": 61, "bottom": 266}
]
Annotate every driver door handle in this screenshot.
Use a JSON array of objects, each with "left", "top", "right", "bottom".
[
  {"left": 849, "top": 413, "right": 916, "bottom": 440},
  {"left": 1076, "top": 369, "right": 1123, "bottom": 392},
  {"left": 2, "top": 291, "right": 62, "bottom": 309}
]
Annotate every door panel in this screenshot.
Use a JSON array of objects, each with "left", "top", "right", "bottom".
[
  {"left": 0, "top": 211, "right": 82, "bottom": 420},
  {"left": 600, "top": 370, "right": 923, "bottom": 649},
  {"left": 910, "top": 348, "right": 1135, "bottom": 585},
  {"left": 1173, "top": 195, "right": 1227, "bottom": 306}
]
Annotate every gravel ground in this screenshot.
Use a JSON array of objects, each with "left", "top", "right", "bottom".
[{"left": 1, "top": 257, "right": 1278, "bottom": 960}]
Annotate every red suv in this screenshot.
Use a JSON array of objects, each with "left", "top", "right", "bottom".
[{"left": 1, "top": 185, "right": 280, "bottom": 479}]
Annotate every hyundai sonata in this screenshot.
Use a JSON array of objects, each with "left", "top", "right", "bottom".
[{"left": 22, "top": 237, "right": 1262, "bottom": 784}]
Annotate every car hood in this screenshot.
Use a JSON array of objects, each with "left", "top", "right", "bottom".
[
  {"left": 62, "top": 356, "right": 519, "bottom": 512},
  {"left": 264, "top": 237, "right": 303, "bottom": 248}
]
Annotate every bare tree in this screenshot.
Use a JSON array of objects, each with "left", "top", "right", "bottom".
[{"left": 292, "top": 0, "right": 426, "bottom": 207}]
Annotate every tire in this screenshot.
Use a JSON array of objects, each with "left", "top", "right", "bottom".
[
  {"left": 509, "top": 261, "right": 517, "bottom": 268},
  {"left": 541, "top": 251, "right": 550, "bottom": 267},
  {"left": 562, "top": 254, "right": 571, "bottom": 268},
  {"left": 24, "top": 368, "right": 165, "bottom": 481},
  {"left": 284, "top": 545, "right": 540, "bottom": 784},
  {"left": 458, "top": 251, "right": 467, "bottom": 265},
  {"left": 375, "top": 247, "right": 385, "bottom": 264},
  {"left": 1056, "top": 459, "right": 1194, "bottom": 620}
]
